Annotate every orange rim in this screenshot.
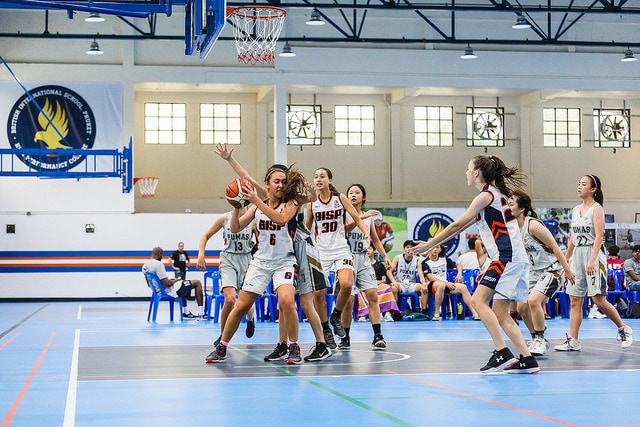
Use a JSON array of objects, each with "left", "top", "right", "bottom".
[{"left": 228, "top": 5, "right": 286, "bottom": 19}]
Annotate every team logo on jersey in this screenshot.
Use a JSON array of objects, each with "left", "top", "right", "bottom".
[
  {"left": 7, "top": 85, "right": 96, "bottom": 171},
  {"left": 413, "top": 212, "right": 459, "bottom": 258}
]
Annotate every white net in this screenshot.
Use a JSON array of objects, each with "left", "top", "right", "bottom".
[
  {"left": 135, "top": 177, "right": 159, "bottom": 198},
  {"left": 229, "top": 6, "right": 286, "bottom": 65}
]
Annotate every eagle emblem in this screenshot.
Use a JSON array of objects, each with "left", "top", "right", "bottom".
[{"left": 34, "top": 98, "right": 71, "bottom": 149}]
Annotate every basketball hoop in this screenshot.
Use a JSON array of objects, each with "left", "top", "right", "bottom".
[
  {"left": 133, "top": 176, "right": 159, "bottom": 198},
  {"left": 227, "top": 6, "right": 286, "bottom": 65}
]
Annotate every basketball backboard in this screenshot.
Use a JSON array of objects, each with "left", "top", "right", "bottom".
[{"left": 185, "top": 0, "right": 226, "bottom": 59}]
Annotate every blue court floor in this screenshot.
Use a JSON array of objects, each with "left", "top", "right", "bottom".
[{"left": 1, "top": 301, "right": 639, "bottom": 427}]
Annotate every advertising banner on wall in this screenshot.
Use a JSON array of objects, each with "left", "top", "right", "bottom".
[
  {"left": 1, "top": 81, "right": 122, "bottom": 172},
  {"left": 407, "top": 207, "right": 473, "bottom": 260}
]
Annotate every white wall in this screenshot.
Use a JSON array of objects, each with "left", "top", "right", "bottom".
[{"left": 0, "top": 212, "right": 223, "bottom": 298}]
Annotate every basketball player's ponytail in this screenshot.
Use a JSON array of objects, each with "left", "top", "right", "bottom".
[{"left": 473, "top": 155, "right": 526, "bottom": 197}]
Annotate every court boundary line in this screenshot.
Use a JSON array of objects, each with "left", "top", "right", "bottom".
[
  {"left": 1, "top": 332, "right": 56, "bottom": 427},
  {"left": 63, "top": 329, "right": 80, "bottom": 427}
]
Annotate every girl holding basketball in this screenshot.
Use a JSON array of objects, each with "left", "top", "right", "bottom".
[
  {"left": 410, "top": 155, "right": 539, "bottom": 373},
  {"left": 212, "top": 143, "right": 333, "bottom": 362},
  {"left": 554, "top": 175, "right": 633, "bottom": 351},
  {"left": 306, "top": 168, "right": 370, "bottom": 344},
  {"left": 206, "top": 163, "right": 308, "bottom": 364}
]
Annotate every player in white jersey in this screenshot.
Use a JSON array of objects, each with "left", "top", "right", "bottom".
[
  {"left": 411, "top": 155, "right": 539, "bottom": 373},
  {"left": 387, "top": 240, "right": 425, "bottom": 309},
  {"left": 509, "top": 189, "right": 575, "bottom": 356},
  {"left": 206, "top": 164, "right": 308, "bottom": 365},
  {"left": 197, "top": 208, "right": 256, "bottom": 345},
  {"left": 419, "top": 245, "right": 479, "bottom": 321},
  {"left": 306, "top": 168, "right": 370, "bottom": 342},
  {"left": 212, "top": 143, "right": 332, "bottom": 363},
  {"left": 554, "top": 175, "right": 632, "bottom": 351},
  {"left": 341, "top": 183, "right": 391, "bottom": 349}
]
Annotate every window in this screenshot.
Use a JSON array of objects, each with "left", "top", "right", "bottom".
[
  {"left": 200, "top": 103, "right": 241, "bottom": 145},
  {"left": 593, "top": 108, "right": 630, "bottom": 149},
  {"left": 543, "top": 108, "right": 581, "bottom": 147},
  {"left": 144, "top": 103, "right": 186, "bottom": 144},
  {"left": 414, "top": 106, "right": 454, "bottom": 146},
  {"left": 287, "top": 105, "right": 322, "bottom": 145},
  {"left": 466, "top": 107, "right": 504, "bottom": 147},
  {"left": 334, "top": 105, "right": 375, "bottom": 146}
]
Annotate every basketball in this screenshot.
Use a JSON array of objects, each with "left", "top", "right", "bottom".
[{"left": 225, "top": 178, "right": 253, "bottom": 208}]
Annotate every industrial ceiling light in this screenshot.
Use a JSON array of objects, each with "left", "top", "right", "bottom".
[
  {"left": 621, "top": 48, "right": 638, "bottom": 62},
  {"left": 86, "top": 38, "right": 103, "bottom": 55},
  {"left": 85, "top": 13, "right": 105, "bottom": 23},
  {"left": 512, "top": 14, "right": 531, "bottom": 30},
  {"left": 306, "top": 9, "right": 325, "bottom": 26},
  {"left": 461, "top": 44, "right": 477, "bottom": 59},
  {"left": 278, "top": 41, "right": 296, "bottom": 57}
]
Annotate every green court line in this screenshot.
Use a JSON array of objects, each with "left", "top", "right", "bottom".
[{"left": 230, "top": 344, "right": 415, "bottom": 427}]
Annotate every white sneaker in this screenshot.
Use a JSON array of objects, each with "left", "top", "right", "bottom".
[
  {"left": 554, "top": 334, "right": 581, "bottom": 351},
  {"left": 357, "top": 316, "right": 368, "bottom": 322},
  {"left": 383, "top": 312, "right": 394, "bottom": 322},
  {"left": 528, "top": 337, "right": 548, "bottom": 356},
  {"left": 588, "top": 306, "right": 607, "bottom": 319},
  {"left": 619, "top": 325, "right": 633, "bottom": 349}
]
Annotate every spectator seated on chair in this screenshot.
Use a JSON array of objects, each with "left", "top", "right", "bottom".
[
  {"left": 624, "top": 245, "right": 640, "bottom": 292},
  {"left": 419, "top": 245, "right": 479, "bottom": 321},
  {"left": 142, "top": 246, "right": 204, "bottom": 319},
  {"left": 387, "top": 240, "right": 426, "bottom": 314}
]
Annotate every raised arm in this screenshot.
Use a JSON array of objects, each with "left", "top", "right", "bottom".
[
  {"left": 410, "top": 192, "right": 488, "bottom": 255},
  {"left": 197, "top": 214, "right": 225, "bottom": 271},
  {"left": 214, "top": 142, "right": 268, "bottom": 200}
]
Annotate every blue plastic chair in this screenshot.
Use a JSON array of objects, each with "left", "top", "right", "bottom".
[
  {"left": 203, "top": 270, "right": 225, "bottom": 321},
  {"left": 606, "top": 268, "right": 627, "bottom": 305},
  {"left": 145, "top": 271, "right": 183, "bottom": 322},
  {"left": 256, "top": 281, "right": 278, "bottom": 322}
]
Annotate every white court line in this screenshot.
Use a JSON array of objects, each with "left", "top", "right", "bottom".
[
  {"left": 235, "top": 350, "right": 411, "bottom": 368},
  {"left": 63, "top": 329, "right": 80, "bottom": 427},
  {"left": 77, "top": 304, "right": 82, "bottom": 321}
]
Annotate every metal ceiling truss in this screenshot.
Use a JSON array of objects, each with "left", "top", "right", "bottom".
[{"left": 1, "top": 0, "right": 640, "bottom": 49}]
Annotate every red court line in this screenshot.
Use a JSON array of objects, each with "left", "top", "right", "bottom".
[
  {"left": 386, "top": 369, "right": 579, "bottom": 427},
  {"left": 1, "top": 332, "right": 56, "bottom": 427},
  {"left": 0, "top": 333, "right": 20, "bottom": 351}
]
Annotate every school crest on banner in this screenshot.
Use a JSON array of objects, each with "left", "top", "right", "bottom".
[
  {"left": 6, "top": 85, "right": 97, "bottom": 171},
  {"left": 407, "top": 208, "right": 466, "bottom": 259}
]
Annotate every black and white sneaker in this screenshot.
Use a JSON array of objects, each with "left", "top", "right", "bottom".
[
  {"left": 303, "top": 343, "right": 332, "bottom": 362},
  {"left": 264, "top": 342, "right": 288, "bottom": 362},
  {"left": 338, "top": 336, "right": 351, "bottom": 350},
  {"left": 183, "top": 312, "right": 197, "bottom": 319},
  {"left": 287, "top": 343, "right": 302, "bottom": 365},
  {"left": 504, "top": 355, "right": 541, "bottom": 374},
  {"left": 205, "top": 344, "right": 227, "bottom": 363},
  {"left": 245, "top": 320, "right": 255, "bottom": 338},
  {"left": 372, "top": 334, "right": 386, "bottom": 349},
  {"left": 330, "top": 312, "right": 346, "bottom": 338},
  {"left": 480, "top": 347, "right": 517, "bottom": 373},
  {"left": 323, "top": 328, "right": 337, "bottom": 350}
]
